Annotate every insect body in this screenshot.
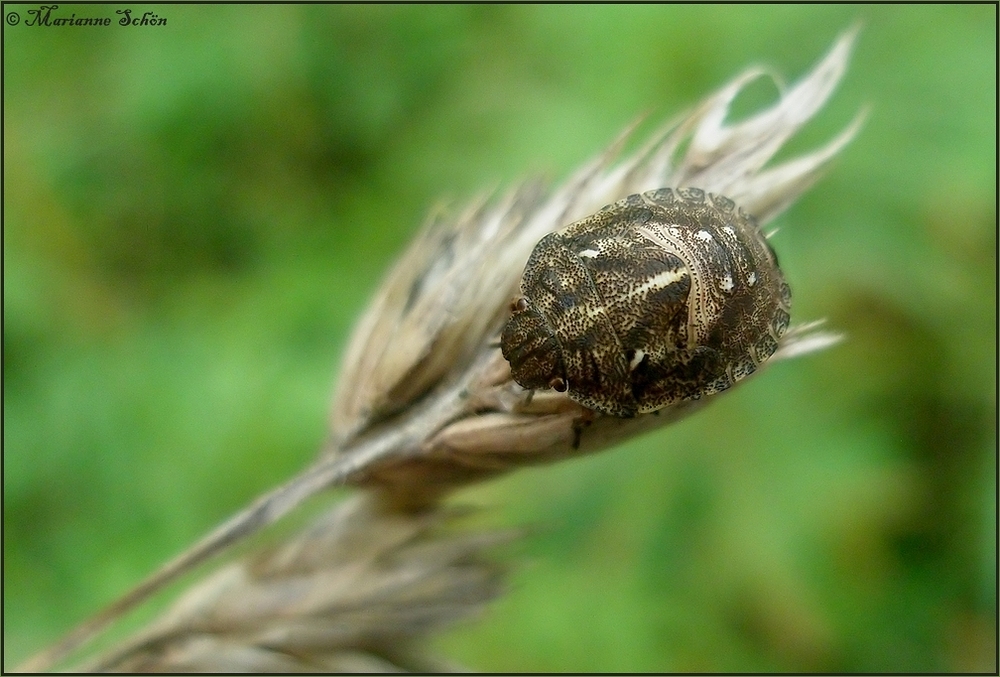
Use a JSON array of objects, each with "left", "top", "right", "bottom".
[{"left": 500, "top": 187, "right": 791, "bottom": 417}]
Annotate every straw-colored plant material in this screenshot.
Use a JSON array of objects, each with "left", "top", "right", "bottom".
[
  {"left": 21, "top": 27, "right": 862, "bottom": 673},
  {"left": 82, "top": 494, "right": 515, "bottom": 673}
]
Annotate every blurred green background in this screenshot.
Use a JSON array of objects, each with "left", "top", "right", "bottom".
[{"left": 4, "top": 4, "right": 995, "bottom": 672}]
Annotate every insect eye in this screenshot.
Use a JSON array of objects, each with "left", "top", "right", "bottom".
[
  {"left": 510, "top": 297, "right": 529, "bottom": 313},
  {"left": 549, "top": 376, "right": 567, "bottom": 392}
]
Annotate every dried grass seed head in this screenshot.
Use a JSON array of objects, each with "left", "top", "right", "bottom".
[
  {"left": 83, "top": 494, "right": 517, "bottom": 673},
  {"left": 331, "top": 26, "right": 862, "bottom": 451},
  {"left": 18, "top": 29, "right": 862, "bottom": 674}
]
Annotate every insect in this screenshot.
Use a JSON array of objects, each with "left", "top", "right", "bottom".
[{"left": 500, "top": 187, "right": 791, "bottom": 418}]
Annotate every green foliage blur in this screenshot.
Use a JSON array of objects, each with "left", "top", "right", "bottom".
[{"left": 4, "top": 4, "right": 995, "bottom": 672}]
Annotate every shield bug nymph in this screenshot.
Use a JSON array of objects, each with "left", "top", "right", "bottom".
[{"left": 500, "top": 187, "right": 791, "bottom": 417}]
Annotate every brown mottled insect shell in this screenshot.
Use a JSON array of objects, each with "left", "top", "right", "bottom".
[{"left": 500, "top": 187, "right": 791, "bottom": 417}]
